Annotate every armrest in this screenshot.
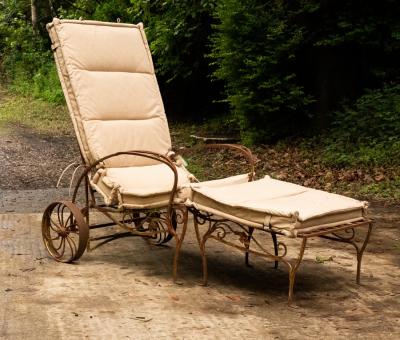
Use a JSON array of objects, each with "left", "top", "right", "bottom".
[
  {"left": 175, "top": 143, "right": 256, "bottom": 182},
  {"left": 72, "top": 150, "right": 178, "bottom": 214}
]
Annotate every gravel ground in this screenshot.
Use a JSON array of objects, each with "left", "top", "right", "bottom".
[
  {"left": 0, "top": 127, "right": 78, "bottom": 190},
  {"left": 0, "top": 207, "right": 399, "bottom": 339}
]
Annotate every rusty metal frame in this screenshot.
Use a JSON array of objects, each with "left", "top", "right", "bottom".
[
  {"left": 42, "top": 150, "right": 188, "bottom": 282},
  {"left": 179, "top": 143, "right": 256, "bottom": 182},
  {"left": 190, "top": 207, "right": 373, "bottom": 304}
]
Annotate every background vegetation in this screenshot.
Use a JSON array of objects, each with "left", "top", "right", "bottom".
[{"left": 0, "top": 0, "right": 399, "bottom": 168}]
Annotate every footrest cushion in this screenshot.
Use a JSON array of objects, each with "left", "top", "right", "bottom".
[{"left": 186, "top": 176, "right": 368, "bottom": 237}]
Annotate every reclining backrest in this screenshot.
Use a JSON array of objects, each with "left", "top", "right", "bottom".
[{"left": 47, "top": 18, "right": 172, "bottom": 167}]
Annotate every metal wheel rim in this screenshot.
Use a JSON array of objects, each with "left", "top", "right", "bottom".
[{"left": 42, "top": 201, "right": 89, "bottom": 262}]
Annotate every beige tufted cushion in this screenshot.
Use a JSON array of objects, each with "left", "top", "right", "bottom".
[
  {"left": 47, "top": 19, "right": 171, "bottom": 167},
  {"left": 186, "top": 176, "right": 368, "bottom": 237},
  {"left": 90, "top": 164, "right": 192, "bottom": 209}
]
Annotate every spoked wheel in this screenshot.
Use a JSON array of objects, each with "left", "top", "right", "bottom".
[
  {"left": 42, "top": 201, "right": 89, "bottom": 262},
  {"left": 146, "top": 210, "right": 177, "bottom": 245}
]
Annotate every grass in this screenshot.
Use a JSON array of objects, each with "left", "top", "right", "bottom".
[
  {"left": 359, "top": 177, "right": 400, "bottom": 202},
  {"left": 0, "top": 91, "right": 72, "bottom": 135}
]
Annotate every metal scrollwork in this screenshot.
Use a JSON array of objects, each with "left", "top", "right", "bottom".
[
  {"left": 332, "top": 227, "right": 356, "bottom": 241},
  {"left": 195, "top": 211, "right": 289, "bottom": 262}
]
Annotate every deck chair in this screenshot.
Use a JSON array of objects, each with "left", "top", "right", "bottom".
[
  {"left": 42, "top": 18, "right": 200, "bottom": 281},
  {"left": 43, "top": 18, "right": 373, "bottom": 303}
]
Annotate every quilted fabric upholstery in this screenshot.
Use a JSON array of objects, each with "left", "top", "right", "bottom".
[
  {"left": 186, "top": 176, "right": 368, "bottom": 237},
  {"left": 47, "top": 19, "right": 171, "bottom": 167}
]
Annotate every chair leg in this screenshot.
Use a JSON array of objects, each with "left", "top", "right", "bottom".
[
  {"left": 170, "top": 208, "right": 188, "bottom": 283},
  {"left": 193, "top": 217, "right": 208, "bottom": 286},
  {"left": 356, "top": 222, "right": 373, "bottom": 284},
  {"left": 245, "top": 227, "right": 254, "bottom": 267},
  {"left": 287, "top": 237, "right": 307, "bottom": 304},
  {"left": 271, "top": 231, "right": 279, "bottom": 269}
]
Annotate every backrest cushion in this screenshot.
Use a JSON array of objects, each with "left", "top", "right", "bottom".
[{"left": 47, "top": 19, "right": 171, "bottom": 167}]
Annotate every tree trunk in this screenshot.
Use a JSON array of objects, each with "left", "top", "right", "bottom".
[
  {"left": 48, "top": 0, "right": 56, "bottom": 17},
  {"left": 31, "top": 0, "right": 38, "bottom": 34}
]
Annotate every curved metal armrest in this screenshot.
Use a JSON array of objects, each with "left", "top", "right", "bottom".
[
  {"left": 176, "top": 143, "right": 256, "bottom": 181},
  {"left": 73, "top": 150, "right": 179, "bottom": 214}
]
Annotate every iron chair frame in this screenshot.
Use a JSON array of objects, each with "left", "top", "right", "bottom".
[{"left": 42, "top": 150, "right": 188, "bottom": 282}]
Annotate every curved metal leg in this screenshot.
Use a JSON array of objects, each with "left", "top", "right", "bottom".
[
  {"left": 319, "top": 223, "right": 374, "bottom": 285},
  {"left": 245, "top": 227, "right": 254, "bottom": 267},
  {"left": 83, "top": 174, "right": 90, "bottom": 225},
  {"left": 169, "top": 207, "right": 188, "bottom": 283},
  {"left": 193, "top": 216, "right": 208, "bottom": 286},
  {"left": 287, "top": 237, "right": 308, "bottom": 304},
  {"left": 356, "top": 223, "right": 373, "bottom": 284},
  {"left": 271, "top": 232, "right": 279, "bottom": 269}
]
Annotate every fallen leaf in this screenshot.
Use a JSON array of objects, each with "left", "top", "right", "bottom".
[
  {"left": 226, "top": 295, "right": 241, "bottom": 302},
  {"left": 325, "top": 171, "right": 334, "bottom": 180},
  {"left": 316, "top": 255, "right": 334, "bottom": 264},
  {"left": 170, "top": 294, "right": 180, "bottom": 301},
  {"left": 20, "top": 268, "right": 35, "bottom": 272},
  {"left": 364, "top": 174, "right": 374, "bottom": 183},
  {"left": 276, "top": 172, "right": 287, "bottom": 180},
  {"left": 132, "top": 316, "right": 152, "bottom": 322}
]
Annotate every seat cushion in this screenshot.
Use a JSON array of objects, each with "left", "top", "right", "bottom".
[
  {"left": 91, "top": 164, "right": 192, "bottom": 209},
  {"left": 187, "top": 176, "right": 368, "bottom": 237}
]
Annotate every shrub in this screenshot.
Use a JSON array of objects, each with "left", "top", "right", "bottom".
[
  {"left": 322, "top": 84, "right": 400, "bottom": 166},
  {"left": 0, "top": 12, "right": 63, "bottom": 103},
  {"left": 128, "top": 0, "right": 220, "bottom": 120},
  {"left": 210, "top": 0, "right": 314, "bottom": 143}
]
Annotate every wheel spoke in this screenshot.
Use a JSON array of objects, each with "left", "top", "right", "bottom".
[
  {"left": 65, "top": 213, "right": 74, "bottom": 229},
  {"left": 65, "top": 235, "right": 77, "bottom": 257},
  {"left": 54, "top": 237, "right": 65, "bottom": 251},
  {"left": 56, "top": 239, "right": 66, "bottom": 258},
  {"left": 49, "top": 216, "right": 63, "bottom": 233},
  {"left": 57, "top": 204, "right": 67, "bottom": 228}
]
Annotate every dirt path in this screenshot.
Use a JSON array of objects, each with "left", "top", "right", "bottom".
[
  {"left": 0, "top": 124, "right": 79, "bottom": 213},
  {"left": 0, "top": 126, "right": 78, "bottom": 190},
  {"left": 0, "top": 124, "right": 399, "bottom": 339}
]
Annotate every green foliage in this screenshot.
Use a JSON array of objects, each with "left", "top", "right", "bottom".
[
  {"left": 321, "top": 84, "right": 400, "bottom": 166},
  {"left": 332, "top": 84, "right": 400, "bottom": 143},
  {"left": 59, "top": 0, "right": 133, "bottom": 22},
  {"left": 128, "top": 0, "right": 217, "bottom": 82},
  {"left": 359, "top": 177, "right": 400, "bottom": 201},
  {"left": 312, "top": 0, "right": 400, "bottom": 81},
  {"left": 210, "top": 0, "right": 314, "bottom": 143},
  {"left": 0, "top": 3, "right": 63, "bottom": 103}
]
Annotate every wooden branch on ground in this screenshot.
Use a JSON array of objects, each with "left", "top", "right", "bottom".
[{"left": 190, "top": 134, "right": 240, "bottom": 143}]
